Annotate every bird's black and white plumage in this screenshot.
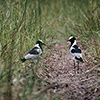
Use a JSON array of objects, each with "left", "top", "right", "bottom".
[
  {"left": 21, "top": 40, "right": 45, "bottom": 63},
  {"left": 67, "top": 36, "right": 83, "bottom": 68}
]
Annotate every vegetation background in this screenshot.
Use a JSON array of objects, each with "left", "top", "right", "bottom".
[{"left": 0, "top": 0, "right": 100, "bottom": 100}]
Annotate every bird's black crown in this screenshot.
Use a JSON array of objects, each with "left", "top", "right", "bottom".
[
  {"left": 68, "top": 36, "right": 76, "bottom": 42},
  {"left": 36, "top": 40, "right": 45, "bottom": 45}
]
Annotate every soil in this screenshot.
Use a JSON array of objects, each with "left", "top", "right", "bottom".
[{"left": 39, "top": 41, "right": 100, "bottom": 100}]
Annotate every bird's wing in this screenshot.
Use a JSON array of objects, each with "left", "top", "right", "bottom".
[
  {"left": 71, "top": 45, "right": 83, "bottom": 60},
  {"left": 28, "top": 47, "right": 40, "bottom": 55},
  {"left": 71, "top": 49, "right": 81, "bottom": 53},
  {"left": 72, "top": 45, "right": 81, "bottom": 53}
]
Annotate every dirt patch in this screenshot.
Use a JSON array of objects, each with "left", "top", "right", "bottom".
[{"left": 39, "top": 42, "right": 100, "bottom": 100}]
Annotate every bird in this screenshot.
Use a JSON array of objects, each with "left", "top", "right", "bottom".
[
  {"left": 67, "top": 36, "right": 83, "bottom": 69},
  {"left": 21, "top": 40, "right": 45, "bottom": 63}
]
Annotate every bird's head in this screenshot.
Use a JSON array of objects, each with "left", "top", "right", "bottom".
[
  {"left": 36, "top": 40, "right": 46, "bottom": 46},
  {"left": 67, "top": 36, "right": 76, "bottom": 42}
]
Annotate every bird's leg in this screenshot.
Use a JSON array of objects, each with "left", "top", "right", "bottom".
[
  {"left": 31, "top": 61, "right": 34, "bottom": 76},
  {"left": 73, "top": 59, "right": 77, "bottom": 74},
  {"left": 73, "top": 59, "right": 75, "bottom": 69},
  {"left": 36, "top": 57, "right": 39, "bottom": 65},
  {"left": 35, "top": 57, "right": 39, "bottom": 74},
  {"left": 77, "top": 61, "right": 79, "bottom": 73}
]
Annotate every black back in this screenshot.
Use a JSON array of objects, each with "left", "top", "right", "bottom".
[{"left": 28, "top": 47, "right": 39, "bottom": 54}]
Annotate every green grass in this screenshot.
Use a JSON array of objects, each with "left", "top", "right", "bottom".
[{"left": 0, "top": 0, "right": 100, "bottom": 100}]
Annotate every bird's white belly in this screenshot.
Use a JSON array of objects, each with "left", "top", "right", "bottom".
[{"left": 25, "top": 54, "right": 39, "bottom": 60}]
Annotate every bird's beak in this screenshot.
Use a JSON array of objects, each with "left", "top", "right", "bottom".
[
  {"left": 43, "top": 43, "right": 46, "bottom": 45},
  {"left": 66, "top": 39, "right": 69, "bottom": 42},
  {"left": 66, "top": 38, "right": 69, "bottom": 42}
]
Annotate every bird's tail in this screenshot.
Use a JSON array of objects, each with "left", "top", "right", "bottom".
[
  {"left": 21, "top": 58, "right": 26, "bottom": 63},
  {"left": 75, "top": 57, "right": 84, "bottom": 62},
  {"left": 80, "top": 58, "right": 84, "bottom": 63}
]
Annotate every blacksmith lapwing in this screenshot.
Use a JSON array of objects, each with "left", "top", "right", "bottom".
[
  {"left": 21, "top": 40, "right": 45, "bottom": 63},
  {"left": 67, "top": 36, "right": 83, "bottom": 69}
]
